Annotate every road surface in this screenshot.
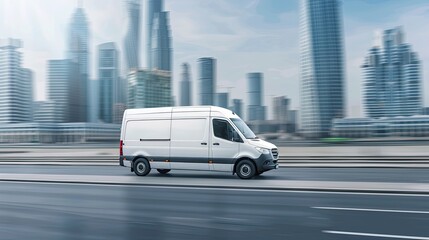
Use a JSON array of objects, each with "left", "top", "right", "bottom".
[{"left": 0, "top": 165, "right": 428, "bottom": 239}]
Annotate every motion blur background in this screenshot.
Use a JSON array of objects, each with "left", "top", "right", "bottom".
[{"left": 0, "top": 0, "right": 429, "bottom": 143}]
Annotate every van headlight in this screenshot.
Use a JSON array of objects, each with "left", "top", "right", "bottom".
[{"left": 255, "top": 147, "right": 270, "bottom": 154}]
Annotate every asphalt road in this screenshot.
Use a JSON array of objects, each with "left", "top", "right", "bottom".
[
  {"left": 0, "top": 165, "right": 428, "bottom": 183},
  {"left": 0, "top": 181, "right": 428, "bottom": 240},
  {"left": 1, "top": 166, "right": 428, "bottom": 239}
]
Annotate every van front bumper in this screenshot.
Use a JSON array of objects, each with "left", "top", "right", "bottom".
[{"left": 254, "top": 153, "right": 279, "bottom": 173}]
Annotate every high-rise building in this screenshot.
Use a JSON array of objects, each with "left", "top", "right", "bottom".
[
  {"left": 180, "top": 63, "right": 192, "bottom": 106},
  {"left": 22, "top": 68, "right": 34, "bottom": 121},
  {"left": 198, "top": 57, "right": 216, "bottom": 105},
  {"left": 362, "top": 27, "right": 421, "bottom": 118},
  {"left": 273, "top": 96, "right": 290, "bottom": 123},
  {"left": 231, "top": 99, "right": 243, "bottom": 118},
  {"left": 67, "top": 6, "right": 89, "bottom": 122},
  {"left": 0, "top": 39, "right": 32, "bottom": 123},
  {"left": 151, "top": 11, "right": 172, "bottom": 71},
  {"left": 247, "top": 72, "right": 266, "bottom": 121},
  {"left": 98, "top": 42, "right": 119, "bottom": 123},
  {"left": 127, "top": 69, "right": 171, "bottom": 109},
  {"left": 124, "top": 0, "right": 140, "bottom": 70},
  {"left": 147, "top": 0, "right": 163, "bottom": 70},
  {"left": 299, "top": 0, "right": 345, "bottom": 138},
  {"left": 216, "top": 93, "right": 229, "bottom": 108},
  {"left": 47, "top": 59, "right": 74, "bottom": 122}
]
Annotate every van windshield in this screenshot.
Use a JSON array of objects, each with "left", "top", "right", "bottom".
[{"left": 230, "top": 118, "right": 257, "bottom": 139}]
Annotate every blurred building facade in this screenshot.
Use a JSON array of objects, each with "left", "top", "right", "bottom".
[
  {"left": 198, "top": 57, "right": 216, "bottom": 105},
  {"left": 47, "top": 59, "right": 72, "bottom": 122},
  {"left": 0, "top": 123, "right": 120, "bottom": 143},
  {"left": 127, "top": 69, "right": 172, "bottom": 109},
  {"left": 273, "top": 96, "right": 290, "bottom": 123},
  {"left": 179, "top": 63, "right": 192, "bottom": 106},
  {"left": 0, "top": 39, "right": 33, "bottom": 124},
  {"left": 247, "top": 72, "right": 266, "bottom": 121},
  {"left": 362, "top": 27, "right": 422, "bottom": 118},
  {"left": 332, "top": 116, "right": 429, "bottom": 138},
  {"left": 67, "top": 6, "right": 89, "bottom": 122},
  {"left": 98, "top": 42, "right": 119, "bottom": 123},
  {"left": 216, "top": 93, "right": 229, "bottom": 109},
  {"left": 124, "top": 0, "right": 141, "bottom": 70},
  {"left": 231, "top": 99, "right": 243, "bottom": 118},
  {"left": 33, "top": 101, "right": 60, "bottom": 123},
  {"left": 299, "top": 0, "right": 345, "bottom": 138}
]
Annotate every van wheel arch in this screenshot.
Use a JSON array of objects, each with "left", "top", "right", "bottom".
[{"left": 233, "top": 157, "right": 256, "bottom": 175}]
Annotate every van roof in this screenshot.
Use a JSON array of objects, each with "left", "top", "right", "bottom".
[{"left": 124, "top": 106, "right": 236, "bottom": 116}]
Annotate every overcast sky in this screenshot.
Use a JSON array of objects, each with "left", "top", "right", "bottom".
[{"left": 1, "top": 0, "right": 428, "bottom": 119}]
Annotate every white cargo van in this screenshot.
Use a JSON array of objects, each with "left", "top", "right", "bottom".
[{"left": 119, "top": 106, "right": 279, "bottom": 179}]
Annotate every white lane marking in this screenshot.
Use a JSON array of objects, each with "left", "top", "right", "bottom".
[
  {"left": 313, "top": 207, "right": 429, "bottom": 214},
  {"left": 324, "top": 230, "right": 429, "bottom": 240},
  {"left": 1, "top": 180, "right": 429, "bottom": 197}
]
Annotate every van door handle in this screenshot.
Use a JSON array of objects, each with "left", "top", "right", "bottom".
[
  {"left": 213, "top": 143, "right": 220, "bottom": 146},
  {"left": 201, "top": 142, "right": 207, "bottom": 145}
]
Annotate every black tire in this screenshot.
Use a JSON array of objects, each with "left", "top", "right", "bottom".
[
  {"left": 157, "top": 169, "right": 171, "bottom": 174},
  {"left": 133, "top": 158, "right": 151, "bottom": 176},
  {"left": 236, "top": 160, "right": 256, "bottom": 179}
]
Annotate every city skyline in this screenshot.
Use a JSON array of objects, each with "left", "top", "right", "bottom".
[{"left": 1, "top": 0, "right": 428, "bottom": 119}]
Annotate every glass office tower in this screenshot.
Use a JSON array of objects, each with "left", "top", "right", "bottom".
[
  {"left": 299, "top": 0, "right": 345, "bottom": 138},
  {"left": 362, "top": 27, "right": 421, "bottom": 118}
]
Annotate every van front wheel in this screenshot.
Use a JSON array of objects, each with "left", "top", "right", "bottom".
[
  {"left": 236, "top": 160, "right": 256, "bottom": 179},
  {"left": 134, "top": 158, "right": 151, "bottom": 176},
  {"left": 157, "top": 169, "right": 171, "bottom": 174}
]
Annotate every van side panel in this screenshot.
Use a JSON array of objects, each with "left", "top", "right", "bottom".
[
  {"left": 169, "top": 111, "right": 210, "bottom": 170},
  {"left": 123, "top": 113, "right": 171, "bottom": 169}
]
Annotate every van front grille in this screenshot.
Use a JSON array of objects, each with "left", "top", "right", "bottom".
[{"left": 271, "top": 148, "right": 278, "bottom": 159}]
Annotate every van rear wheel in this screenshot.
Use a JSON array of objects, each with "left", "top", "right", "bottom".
[
  {"left": 157, "top": 169, "right": 171, "bottom": 174},
  {"left": 133, "top": 158, "right": 151, "bottom": 176},
  {"left": 236, "top": 160, "right": 256, "bottom": 179}
]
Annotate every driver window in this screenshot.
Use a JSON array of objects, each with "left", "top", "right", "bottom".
[{"left": 213, "top": 119, "right": 235, "bottom": 141}]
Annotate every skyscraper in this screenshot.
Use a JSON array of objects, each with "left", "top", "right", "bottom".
[
  {"left": 151, "top": 11, "right": 172, "bottom": 71},
  {"left": 299, "top": 0, "right": 345, "bottom": 138},
  {"left": 48, "top": 59, "right": 73, "bottom": 122},
  {"left": 98, "top": 42, "right": 119, "bottom": 123},
  {"left": 180, "top": 63, "right": 192, "bottom": 106},
  {"left": 124, "top": 0, "right": 141, "bottom": 70},
  {"left": 247, "top": 72, "right": 266, "bottom": 121},
  {"left": 198, "top": 57, "right": 216, "bottom": 105},
  {"left": 147, "top": 0, "right": 163, "bottom": 70},
  {"left": 216, "top": 92, "right": 229, "bottom": 108},
  {"left": 67, "top": 6, "right": 89, "bottom": 122},
  {"left": 362, "top": 27, "right": 421, "bottom": 118},
  {"left": 0, "top": 39, "right": 32, "bottom": 123}
]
